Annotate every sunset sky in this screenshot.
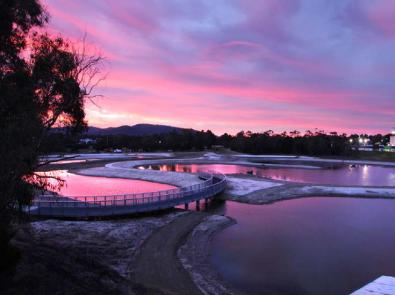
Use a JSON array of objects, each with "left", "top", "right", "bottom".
[{"left": 43, "top": 0, "right": 394, "bottom": 135}]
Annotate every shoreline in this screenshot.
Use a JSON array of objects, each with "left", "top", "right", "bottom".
[
  {"left": 225, "top": 184, "right": 395, "bottom": 205},
  {"left": 132, "top": 212, "right": 215, "bottom": 295},
  {"left": 178, "top": 214, "right": 238, "bottom": 295},
  {"left": 224, "top": 174, "right": 395, "bottom": 204},
  {"left": 75, "top": 166, "right": 204, "bottom": 188}
]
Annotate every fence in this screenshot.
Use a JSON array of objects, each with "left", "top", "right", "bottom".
[{"left": 27, "top": 172, "right": 227, "bottom": 217}]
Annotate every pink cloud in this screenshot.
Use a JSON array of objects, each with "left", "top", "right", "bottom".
[
  {"left": 366, "top": 1, "right": 395, "bottom": 38},
  {"left": 41, "top": 0, "right": 395, "bottom": 135}
]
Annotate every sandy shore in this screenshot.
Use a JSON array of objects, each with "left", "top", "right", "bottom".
[
  {"left": 132, "top": 212, "right": 227, "bottom": 295},
  {"left": 76, "top": 166, "right": 204, "bottom": 187},
  {"left": 4, "top": 211, "right": 235, "bottom": 295},
  {"left": 178, "top": 214, "right": 237, "bottom": 295},
  {"left": 224, "top": 174, "right": 395, "bottom": 204}
]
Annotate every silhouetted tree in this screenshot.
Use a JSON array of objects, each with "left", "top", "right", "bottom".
[{"left": 0, "top": 0, "right": 103, "bottom": 271}]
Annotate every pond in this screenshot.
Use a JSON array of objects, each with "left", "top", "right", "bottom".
[
  {"left": 137, "top": 163, "right": 395, "bottom": 186},
  {"left": 38, "top": 170, "right": 176, "bottom": 197},
  {"left": 208, "top": 197, "right": 395, "bottom": 295}
]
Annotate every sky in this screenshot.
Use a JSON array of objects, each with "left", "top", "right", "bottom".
[{"left": 42, "top": 0, "right": 395, "bottom": 135}]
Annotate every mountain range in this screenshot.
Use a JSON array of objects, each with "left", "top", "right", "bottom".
[{"left": 83, "top": 124, "right": 191, "bottom": 136}]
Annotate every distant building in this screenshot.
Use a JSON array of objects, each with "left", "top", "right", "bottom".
[
  {"left": 358, "top": 145, "right": 373, "bottom": 152},
  {"left": 391, "top": 128, "right": 395, "bottom": 147}
]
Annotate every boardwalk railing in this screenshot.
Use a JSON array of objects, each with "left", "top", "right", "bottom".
[{"left": 27, "top": 172, "right": 226, "bottom": 217}]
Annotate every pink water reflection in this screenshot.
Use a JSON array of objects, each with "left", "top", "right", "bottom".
[
  {"left": 143, "top": 164, "right": 243, "bottom": 174},
  {"left": 139, "top": 164, "right": 395, "bottom": 186},
  {"left": 49, "top": 159, "right": 87, "bottom": 164},
  {"left": 39, "top": 170, "right": 175, "bottom": 198}
]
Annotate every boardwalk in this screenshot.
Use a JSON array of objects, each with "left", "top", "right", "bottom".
[
  {"left": 351, "top": 276, "right": 395, "bottom": 295},
  {"left": 28, "top": 172, "right": 226, "bottom": 217}
]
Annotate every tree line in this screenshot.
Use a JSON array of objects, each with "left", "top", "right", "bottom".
[{"left": 43, "top": 129, "right": 391, "bottom": 156}]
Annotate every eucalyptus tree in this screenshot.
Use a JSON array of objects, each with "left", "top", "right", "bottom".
[{"left": 0, "top": 0, "right": 103, "bottom": 270}]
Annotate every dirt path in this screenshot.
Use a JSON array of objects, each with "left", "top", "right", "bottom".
[{"left": 132, "top": 212, "right": 207, "bottom": 295}]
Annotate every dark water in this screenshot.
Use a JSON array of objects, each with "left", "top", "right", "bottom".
[
  {"left": 209, "top": 198, "right": 395, "bottom": 295},
  {"left": 137, "top": 163, "right": 395, "bottom": 186},
  {"left": 39, "top": 170, "right": 175, "bottom": 197}
]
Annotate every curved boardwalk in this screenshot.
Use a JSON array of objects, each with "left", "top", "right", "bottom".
[
  {"left": 28, "top": 173, "right": 226, "bottom": 218},
  {"left": 133, "top": 212, "right": 207, "bottom": 295}
]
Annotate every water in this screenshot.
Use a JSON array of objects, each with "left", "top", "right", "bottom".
[
  {"left": 209, "top": 198, "right": 395, "bottom": 295},
  {"left": 49, "top": 159, "right": 97, "bottom": 164},
  {"left": 138, "top": 163, "right": 395, "bottom": 186},
  {"left": 38, "top": 170, "right": 175, "bottom": 197}
]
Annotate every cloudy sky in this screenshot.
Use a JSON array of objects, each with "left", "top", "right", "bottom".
[{"left": 43, "top": 0, "right": 394, "bottom": 135}]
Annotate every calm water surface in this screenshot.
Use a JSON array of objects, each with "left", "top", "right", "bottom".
[
  {"left": 49, "top": 159, "right": 95, "bottom": 164},
  {"left": 138, "top": 163, "right": 395, "bottom": 186},
  {"left": 41, "top": 170, "right": 175, "bottom": 197},
  {"left": 209, "top": 198, "right": 395, "bottom": 295}
]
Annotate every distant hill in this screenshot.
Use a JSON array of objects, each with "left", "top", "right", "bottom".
[{"left": 84, "top": 124, "right": 190, "bottom": 136}]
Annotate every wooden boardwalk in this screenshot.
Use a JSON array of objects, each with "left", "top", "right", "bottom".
[
  {"left": 28, "top": 173, "right": 226, "bottom": 218},
  {"left": 350, "top": 276, "right": 395, "bottom": 295}
]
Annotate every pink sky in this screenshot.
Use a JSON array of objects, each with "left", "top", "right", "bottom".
[{"left": 43, "top": 0, "right": 395, "bottom": 135}]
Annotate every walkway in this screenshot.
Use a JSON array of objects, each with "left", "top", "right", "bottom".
[
  {"left": 132, "top": 212, "right": 207, "bottom": 295},
  {"left": 28, "top": 173, "right": 226, "bottom": 218}
]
